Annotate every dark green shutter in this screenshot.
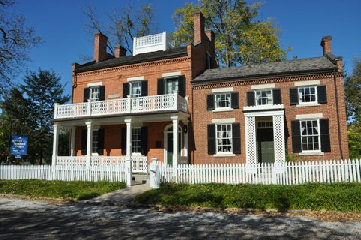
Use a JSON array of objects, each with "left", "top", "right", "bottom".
[
  {"left": 97, "top": 128, "right": 104, "bottom": 155},
  {"left": 123, "top": 83, "right": 129, "bottom": 98},
  {"left": 273, "top": 89, "right": 282, "bottom": 105},
  {"left": 83, "top": 88, "right": 90, "bottom": 102},
  {"left": 178, "top": 75, "right": 186, "bottom": 97},
  {"left": 207, "top": 124, "right": 216, "bottom": 155},
  {"left": 207, "top": 94, "right": 215, "bottom": 110},
  {"left": 157, "top": 78, "right": 165, "bottom": 95},
  {"left": 290, "top": 88, "right": 299, "bottom": 105},
  {"left": 232, "top": 123, "right": 241, "bottom": 154},
  {"left": 291, "top": 120, "right": 301, "bottom": 153},
  {"left": 81, "top": 129, "right": 87, "bottom": 155},
  {"left": 121, "top": 127, "right": 126, "bottom": 155},
  {"left": 99, "top": 86, "right": 105, "bottom": 101},
  {"left": 320, "top": 119, "right": 331, "bottom": 152},
  {"left": 141, "top": 80, "right": 148, "bottom": 96},
  {"left": 247, "top": 91, "right": 255, "bottom": 106},
  {"left": 317, "top": 85, "right": 327, "bottom": 104},
  {"left": 141, "top": 127, "right": 148, "bottom": 155},
  {"left": 231, "top": 92, "right": 239, "bottom": 109}
]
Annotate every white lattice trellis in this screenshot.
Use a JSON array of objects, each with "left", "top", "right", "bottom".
[
  {"left": 272, "top": 115, "right": 286, "bottom": 165},
  {"left": 245, "top": 116, "right": 257, "bottom": 168}
]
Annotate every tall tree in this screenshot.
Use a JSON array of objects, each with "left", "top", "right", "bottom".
[
  {"left": 172, "top": 0, "right": 289, "bottom": 67},
  {"left": 0, "top": 0, "right": 41, "bottom": 93},
  {"left": 83, "top": 3, "right": 155, "bottom": 56},
  {"left": 19, "top": 69, "right": 70, "bottom": 164}
]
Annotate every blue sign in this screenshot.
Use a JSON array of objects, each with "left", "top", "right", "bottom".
[{"left": 11, "top": 136, "right": 28, "bottom": 155}]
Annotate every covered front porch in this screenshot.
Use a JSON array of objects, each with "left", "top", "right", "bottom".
[{"left": 52, "top": 112, "right": 190, "bottom": 174}]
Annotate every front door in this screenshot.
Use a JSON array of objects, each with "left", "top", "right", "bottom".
[
  {"left": 166, "top": 131, "right": 181, "bottom": 166},
  {"left": 257, "top": 127, "right": 274, "bottom": 164}
]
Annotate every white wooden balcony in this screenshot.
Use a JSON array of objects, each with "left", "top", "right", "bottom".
[{"left": 54, "top": 93, "right": 188, "bottom": 120}]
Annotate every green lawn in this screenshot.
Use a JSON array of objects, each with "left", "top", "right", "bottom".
[
  {"left": 0, "top": 179, "right": 126, "bottom": 200},
  {"left": 135, "top": 182, "right": 361, "bottom": 212}
]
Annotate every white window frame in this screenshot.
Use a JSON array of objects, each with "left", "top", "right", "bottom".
[
  {"left": 215, "top": 124, "right": 233, "bottom": 154},
  {"left": 129, "top": 81, "right": 142, "bottom": 98},
  {"left": 214, "top": 92, "right": 232, "bottom": 110},
  {"left": 132, "top": 127, "right": 142, "bottom": 154},
  {"left": 92, "top": 130, "right": 99, "bottom": 154},
  {"left": 89, "top": 87, "right": 100, "bottom": 101},
  {"left": 165, "top": 77, "right": 179, "bottom": 95},
  {"left": 298, "top": 86, "right": 317, "bottom": 105},
  {"left": 299, "top": 119, "right": 321, "bottom": 153},
  {"left": 255, "top": 89, "right": 273, "bottom": 106}
]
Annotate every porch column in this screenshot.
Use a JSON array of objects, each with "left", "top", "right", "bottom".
[
  {"left": 51, "top": 123, "right": 59, "bottom": 167},
  {"left": 245, "top": 115, "right": 257, "bottom": 172},
  {"left": 70, "top": 126, "right": 76, "bottom": 156},
  {"left": 125, "top": 118, "right": 132, "bottom": 186},
  {"left": 171, "top": 116, "right": 179, "bottom": 179},
  {"left": 85, "top": 121, "right": 93, "bottom": 166},
  {"left": 272, "top": 114, "right": 286, "bottom": 165}
]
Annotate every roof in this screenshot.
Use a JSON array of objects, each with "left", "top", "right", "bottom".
[
  {"left": 75, "top": 47, "right": 188, "bottom": 73},
  {"left": 192, "top": 56, "right": 338, "bottom": 84}
]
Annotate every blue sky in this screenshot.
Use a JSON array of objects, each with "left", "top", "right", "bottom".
[{"left": 12, "top": 0, "right": 361, "bottom": 98}]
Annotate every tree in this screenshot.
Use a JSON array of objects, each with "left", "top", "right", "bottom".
[
  {"left": 348, "top": 123, "right": 361, "bottom": 159},
  {"left": 0, "top": 0, "right": 41, "bottom": 93},
  {"left": 19, "top": 69, "right": 70, "bottom": 164},
  {"left": 83, "top": 3, "right": 155, "bottom": 56},
  {"left": 345, "top": 59, "right": 361, "bottom": 122},
  {"left": 172, "top": 0, "right": 289, "bottom": 67}
]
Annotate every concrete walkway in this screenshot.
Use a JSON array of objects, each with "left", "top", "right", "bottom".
[{"left": 82, "top": 183, "right": 151, "bottom": 206}]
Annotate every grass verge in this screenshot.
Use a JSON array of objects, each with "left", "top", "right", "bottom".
[
  {"left": 135, "top": 182, "right": 361, "bottom": 212},
  {"left": 0, "top": 179, "right": 126, "bottom": 200}
]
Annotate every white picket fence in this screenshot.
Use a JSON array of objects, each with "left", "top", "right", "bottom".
[
  {"left": 157, "top": 159, "right": 361, "bottom": 185},
  {"left": 0, "top": 164, "right": 127, "bottom": 182}
]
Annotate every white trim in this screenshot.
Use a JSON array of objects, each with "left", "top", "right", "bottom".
[
  {"left": 127, "top": 76, "right": 144, "bottom": 82},
  {"left": 243, "top": 108, "right": 285, "bottom": 117},
  {"left": 251, "top": 83, "right": 275, "bottom": 90},
  {"left": 108, "top": 94, "right": 120, "bottom": 99},
  {"left": 213, "top": 153, "right": 235, "bottom": 157},
  {"left": 299, "top": 151, "right": 324, "bottom": 156},
  {"left": 296, "top": 113, "right": 323, "bottom": 120},
  {"left": 294, "top": 80, "right": 320, "bottom": 87},
  {"left": 212, "top": 118, "right": 235, "bottom": 124},
  {"left": 87, "top": 82, "right": 102, "bottom": 87},
  {"left": 163, "top": 124, "right": 183, "bottom": 165},
  {"left": 212, "top": 87, "right": 234, "bottom": 93},
  {"left": 162, "top": 71, "right": 181, "bottom": 78},
  {"left": 296, "top": 103, "right": 320, "bottom": 108},
  {"left": 243, "top": 104, "right": 284, "bottom": 112},
  {"left": 212, "top": 108, "right": 233, "bottom": 113}
]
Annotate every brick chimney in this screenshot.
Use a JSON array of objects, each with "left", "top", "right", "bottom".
[
  {"left": 114, "top": 46, "right": 126, "bottom": 58},
  {"left": 320, "top": 36, "right": 332, "bottom": 56},
  {"left": 194, "top": 12, "right": 206, "bottom": 45},
  {"left": 94, "top": 32, "right": 108, "bottom": 62}
]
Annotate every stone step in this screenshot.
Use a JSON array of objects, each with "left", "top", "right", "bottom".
[{"left": 132, "top": 174, "right": 149, "bottom": 185}]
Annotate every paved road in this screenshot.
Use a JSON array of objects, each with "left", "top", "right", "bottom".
[{"left": 0, "top": 198, "right": 361, "bottom": 240}]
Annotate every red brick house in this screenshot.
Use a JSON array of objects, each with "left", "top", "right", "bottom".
[{"left": 52, "top": 13, "right": 348, "bottom": 171}]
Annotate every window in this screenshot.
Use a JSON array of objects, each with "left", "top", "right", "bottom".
[
  {"left": 216, "top": 124, "right": 233, "bottom": 153},
  {"left": 298, "top": 86, "right": 317, "bottom": 104},
  {"left": 89, "top": 87, "right": 100, "bottom": 101},
  {"left": 130, "top": 81, "right": 142, "bottom": 98},
  {"left": 132, "top": 128, "right": 141, "bottom": 153},
  {"left": 166, "top": 78, "right": 178, "bottom": 94},
  {"left": 215, "top": 93, "right": 231, "bottom": 109},
  {"left": 92, "top": 130, "right": 99, "bottom": 153},
  {"left": 255, "top": 90, "right": 273, "bottom": 105},
  {"left": 300, "top": 119, "right": 320, "bottom": 152}
]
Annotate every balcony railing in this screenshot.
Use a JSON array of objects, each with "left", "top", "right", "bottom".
[
  {"left": 54, "top": 93, "right": 188, "bottom": 119},
  {"left": 133, "top": 32, "right": 169, "bottom": 56}
]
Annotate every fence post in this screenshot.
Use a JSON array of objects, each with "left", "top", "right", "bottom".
[{"left": 149, "top": 158, "right": 160, "bottom": 188}]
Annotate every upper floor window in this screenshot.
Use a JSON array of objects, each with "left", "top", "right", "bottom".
[
  {"left": 298, "top": 86, "right": 317, "bottom": 104},
  {"left": 89, "top": 87, "right": 100, "bottom": 101},
  {"left": 130, "top": 81, "right": 142, "bottom": 98},
  {"left": 300, "top": 119, "right": 320, "bottom": 152},
  {"left": 215, "top": 93, "right": 231, "bottom": 109},
  {"left": 166, "top": 78, "right": 179, "bottom": 94},
  {"left": 216, "top": 124, "right": 233, "bottom": 153},
  {"left": 255, "top": 90, "right": 273, "bottom": 105}
]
